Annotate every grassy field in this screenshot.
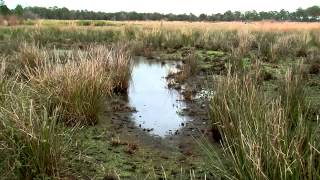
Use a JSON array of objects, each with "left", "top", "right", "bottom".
[{"left": 0, "top": 20, "right": 319, "bottom": 179}]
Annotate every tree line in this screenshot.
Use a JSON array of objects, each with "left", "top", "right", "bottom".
[{"left": 1, "top": 0, "right": 319, "bottom": 22}]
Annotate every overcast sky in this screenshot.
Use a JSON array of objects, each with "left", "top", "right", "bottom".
[{"left": 5, "top": 0, "right": 320, "bottom": 15}]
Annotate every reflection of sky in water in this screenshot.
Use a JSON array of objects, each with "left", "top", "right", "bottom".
[{"left": 129, "top": 57, "right": 187, "bottom": 137}]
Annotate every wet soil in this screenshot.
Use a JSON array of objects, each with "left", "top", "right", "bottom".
[{"left": 66, "top": 53, "right": 222, "bottom": 179}]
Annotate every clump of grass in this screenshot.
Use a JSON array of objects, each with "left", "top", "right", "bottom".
[
  {"left": 106, "top": 44, "right": 132, "bottom": 94},
  {"left": 206, "top": 67, "right": 320, "bottom": 179},
  {"left": 13, "top": 43, "right": 52, "bottom": 79},
  {"left": 23, "top": 19, "right": 36, "bottom": 26},
  {"left": 0, "top": 80, "right": 68, "bottom": 179},
  {"left": 176, "top": 53, "right": 198, "bottom": 82},
  {"left": 25, "top": 44, "right": 131, "bottom": 125},
  {"left": 279, "top": 64, "right": 307, "bottom": 122},
  {"left": 93, "top": 20, "right": 107, "bottom": 26},
  {"left": 0, "top": 59, "right": 8, "bottom": 102},
  {"left": 76, "top": 20, "right": 92, "bottom": 26}
]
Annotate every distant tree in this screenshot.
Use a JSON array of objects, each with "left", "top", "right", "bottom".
[
  {"left": 18, "top": 4, "right": 320, "bottom": 22},
  {"left": 278, "top": 9, "right": 289, "bottom": 21},
  {"left": 295, "top": 8, "right": 307, "bottom": 21},
  {"left": 223, "top": 10, "right": 234, "bottom": 21},
  {"left": 307, "top": 6, "right": 320, "bottom": 16},
  {"left": 306, "top": 6, "right": 320, "bottom": 20},
  {"left": 189, "top": 13, "right": 197, "bottom": 21},
  {"left": 199, "top": 13, "right": 207, "bottom": 21},
  {"left": 14, "top": 4, "right": 24, "bottom": 16},
  {"left": 244, "top": 10, "right": 260, "bottom": 21},
  {"left": 234, "top": 11, "right": 241, "bottom": 21},
  {"left": 0, "top": 0, "right": 10, "bottom": 16},
  {"left": 23, "top": 10, "right": 38, "bottom": 19}
]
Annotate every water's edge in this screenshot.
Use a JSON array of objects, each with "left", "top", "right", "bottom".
[{"left": 128, "top": 57, "right": 189, "bottom": 137}]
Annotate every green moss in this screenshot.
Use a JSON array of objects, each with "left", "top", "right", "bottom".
[
  {"left": 158, "top": 51, "right": 184, "bottom": 61},
  {"left": 206, "top": 50, "right": 225, "bottom": 57}
]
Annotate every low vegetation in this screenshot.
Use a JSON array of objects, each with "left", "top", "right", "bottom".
[
  {"left": 207, "top": 65, "right": 320, "bottom": 179},
  {"left": 0, "top": 20, "right": 319, "bottom": 178},
  {"left": 0, "top": 43, "right": 132, "bottom": 178}
]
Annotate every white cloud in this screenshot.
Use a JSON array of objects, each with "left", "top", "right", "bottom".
[{"left": 5, "top": 0, "right": 319, "bottom": 15}]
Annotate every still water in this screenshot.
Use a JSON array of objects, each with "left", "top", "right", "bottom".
[{"left": 129, "top": 57, "right": 188, "bottom": 137}]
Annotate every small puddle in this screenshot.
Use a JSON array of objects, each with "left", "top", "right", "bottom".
[{"left": 129, "top": 57, "right": 188, "bottom": 137}]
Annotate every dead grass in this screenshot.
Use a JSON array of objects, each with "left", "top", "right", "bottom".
[{"left": 20, "top": 43, "right": 131, "bottom": 125}]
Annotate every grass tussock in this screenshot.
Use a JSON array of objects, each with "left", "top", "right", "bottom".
[
  {"left": 15, "top": 43, "right": 47, "bottom": 78},
  {"left": 176, "top": 53, "right": 199, "bottom": 82},
  {"left": 23, "top": 44, "right": 131, "bottom": 125},
  {"left": 0, "top": 65, "right": 67, "bottom": 179},
  {"left": 206, "top": 66, "right": 320, "bottom": 179},
  {"left": 0, "top": 43, "right": 132, "bottom": 178}
]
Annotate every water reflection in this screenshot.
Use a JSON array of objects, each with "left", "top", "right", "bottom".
[{"left": 129, "top": 57, "right": 187, "bottom": 137}]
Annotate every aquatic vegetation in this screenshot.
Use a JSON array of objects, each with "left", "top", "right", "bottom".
[{"left": 176, "top": 53, "right": 199, "bottom": 82}]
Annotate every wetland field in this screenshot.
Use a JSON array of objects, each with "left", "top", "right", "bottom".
[{"left": 0, "top": 20, "right": 320, "bottom": 179}]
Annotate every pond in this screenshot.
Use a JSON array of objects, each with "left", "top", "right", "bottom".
[{"left": 129, "top": 57, "right": 188, "bottom": 137}]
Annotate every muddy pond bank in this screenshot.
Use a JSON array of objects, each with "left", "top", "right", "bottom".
[
  {"left": 66, "top": 56, "right": 217, "bottom": 179},
  {"left": 107, "top": 56, "right": 215, "bottom": 154}
]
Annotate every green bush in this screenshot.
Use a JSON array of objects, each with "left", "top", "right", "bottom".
[{"left": 76, "top": 20, "right": 91, "bottom": 26}]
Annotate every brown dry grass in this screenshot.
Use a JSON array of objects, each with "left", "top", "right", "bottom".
[
  {"left": 125, "top": 20, "right": 320, "bottom": 32},
  {"left": 22, "top": 20, "right": 320, "bottom": 32}
]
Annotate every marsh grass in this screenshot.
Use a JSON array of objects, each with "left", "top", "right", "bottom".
[
  {"left": 0, "top": 79, "right": 67, "bottom": 179},
  {"left": 1, "top": 21, "right": 320, "bottom": 179},
  {"left": 207, "top": 66, "right": 320, "bottom": 179},
  {"left": 23, "top": 44, "right": 131, "bottom": 125},
  {"left": 279, "top": 64, "right": 308, "bottom": 122},
  {"left": 106, "top": 44, "right": 132, "bottom": 94},
  {"left": 15, "top": 43, "right": 47, "bottom": 79},
  {"left": 176, "top": 53, "right": 199, "bottom": 82},
  {"left": 76, "top": 20, "right": 92, "bottom": 26},
  {"left": 0, "top": 23, "right": 319, "bottom": 62},
  {"left": 0, "top": 43, "right": 132, "bottom": 178}
]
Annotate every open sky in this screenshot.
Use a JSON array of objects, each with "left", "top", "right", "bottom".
[{"left": 5, "top": 0, "right": 319, "bottom": 15}]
